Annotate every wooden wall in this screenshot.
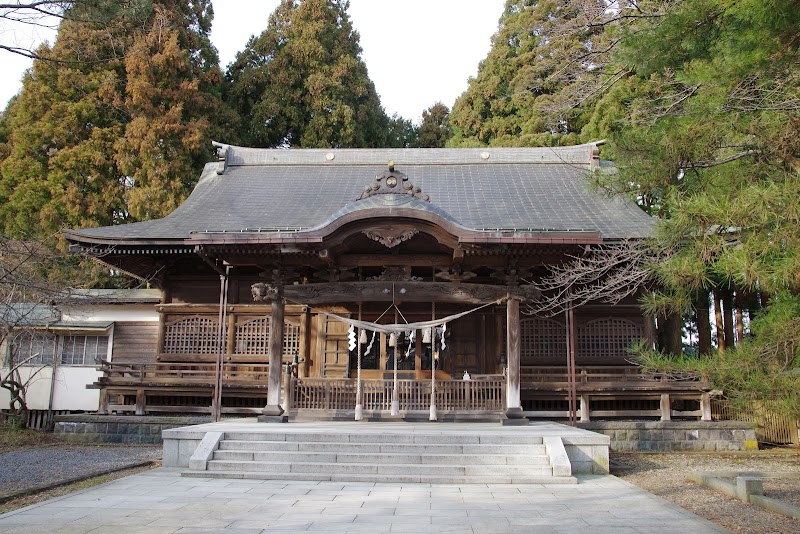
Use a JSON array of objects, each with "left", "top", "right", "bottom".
[{"left": 111, "top": 322, "right": 159, "bottom": 364}]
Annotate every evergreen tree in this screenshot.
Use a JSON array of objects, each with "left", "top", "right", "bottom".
[
  {"left": 225, "top": 0, "right": 389, "bottom": 148},
  {"left": 449, "top": 0, "right": 608, "bottom": 147},
  {"left": 0, "top": 0, "right": 234, "bottom": 245},
  {"left": 597, "top": 0, "right": 800, "bottom": 416},
  {"left": 114, "top": 0, "right": 238, "bottom": 220},
  {"left": 385, "top": 114, "right": 417, "bottom": 149},
  {"left": 414, "top": 103, "right": 450, "bottom": 148}
]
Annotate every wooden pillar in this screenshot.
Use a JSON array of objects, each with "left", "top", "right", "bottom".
[
  {"left": 98, "top": 389, "right": 109, "bottom": 415},
  {"left": 259, "top": 286, "right": 288, "bottom": 422},
  {"left": 660, "top": 393, "right": 672, "bottom": 421},
  {"left": 580, "top": 394, "right": 590, "bottom": 422},
  {"left": 299, "top": 306, "right": 310, "bottom": 378},
  {"left": 135, "top": 389, "right": 145, "bottom": 416},
  {"left": 700, "top": 393, "right": 712, "bottom": 422},
  {"left": 505, "top": 297, "right": 525, "bottom": 420},
  {"left": 281, "top": 370, "right": 293, "bottom": 412}
]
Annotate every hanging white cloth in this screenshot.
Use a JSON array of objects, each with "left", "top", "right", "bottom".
[{"left": 320, "top": 300, "right": 500, "bottom": 334}]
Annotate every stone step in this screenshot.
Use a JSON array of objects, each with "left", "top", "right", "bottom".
[
  {"left": 213, "top": 450, "right": 551, "bottom": 466},
  {"left": 183, "top": 470, "right": 578, "bottom": 484},
  {"left": 221, "top": 431, "right": 544, "bottom": 445},
  {"left": 218, "top": 439, "right": 547, "bottom": 456},
  {"left": 206, "top": 460, "right": 554, "bottom": 477}
]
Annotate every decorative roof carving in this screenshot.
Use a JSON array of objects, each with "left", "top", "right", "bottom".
[
  {"left": 357, "top": 161, "right": 430, "bottom": 201},
  {"left": 366, "top": 266, "right": 423, "bottom": 282},
  {"left": 363, "top": 226, "right": 419, "bottom": 248}
]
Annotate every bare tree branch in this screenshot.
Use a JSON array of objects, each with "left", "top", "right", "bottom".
[{"left": 523, "top": 240, "right": 665, "bottom": 317}]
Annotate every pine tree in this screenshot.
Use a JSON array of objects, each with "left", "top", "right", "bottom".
[
  {"left": 600, "top": 0, "right": 800, "bottom": 416},
  {"left": 225, "top": 0, "right": 389, "bottom": 148}
]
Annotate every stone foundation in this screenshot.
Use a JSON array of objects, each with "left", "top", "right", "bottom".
[
  {"left": 53, "top": 415, "right": 211, "bottom": 444},
  {"left": 578, "top": 421, "right": 758, "bottom": 451}
]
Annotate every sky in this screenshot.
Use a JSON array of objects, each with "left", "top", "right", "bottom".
[{"left": 0, "top": 0, "right": 505, "bottom": 123}]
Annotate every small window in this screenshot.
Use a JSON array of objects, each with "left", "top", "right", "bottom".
[
  {"left": 60, "top": 335, "right": 109, "bottom": 366},
  {"left": 9, "top": 332, "right": 58, "bottom": 366}
]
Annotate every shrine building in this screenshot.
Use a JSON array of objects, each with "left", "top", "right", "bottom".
[{"left": 63, "top": 142, "right": 712, "bottom": 423}]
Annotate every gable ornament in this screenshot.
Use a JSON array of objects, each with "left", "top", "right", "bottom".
[
  {"left": 357, "top": 161, "right": 430, "bottom": 201},
  {"left": 363, "top": 227, "right": 419, "bottom": 248}
]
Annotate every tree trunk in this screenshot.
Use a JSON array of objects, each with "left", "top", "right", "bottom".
[
  {"left": 657, "top": 312, "right": 683, "bottom": 355},
  {"left": 722, "top": 289, "right": 735, "bottom": 348},
  {"left": 714, "top": 290, "right": 726, "bottom": 352},
  {"left": 695, "top": 291, "right": 712, "bottom": 355}
]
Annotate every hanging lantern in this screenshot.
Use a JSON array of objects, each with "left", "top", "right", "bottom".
[
  {"left": 422, "top": 328, "right": 432, "bottom": 344},
  {"left": 359, "top": 328, "right": 368, "bottom": 345},
  {"left": 388, "top": 332, "right": 397, "bottom": 347}
]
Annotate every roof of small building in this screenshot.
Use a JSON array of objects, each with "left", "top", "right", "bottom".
[{"left": 64, "top": 143, "right": 653, "bottom": 244}]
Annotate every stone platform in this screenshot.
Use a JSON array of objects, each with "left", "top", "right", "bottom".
[{"left": 163, "top": 419, "right": 609, "bottom": 484}]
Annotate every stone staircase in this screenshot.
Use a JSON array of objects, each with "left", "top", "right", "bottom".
[{"left": 181, "top": 429, "right": 577, "bottom": 484}]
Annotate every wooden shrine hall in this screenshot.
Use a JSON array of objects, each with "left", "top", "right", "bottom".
[{"left": 64, "top": 142, "right": 712, "bottom": 423}]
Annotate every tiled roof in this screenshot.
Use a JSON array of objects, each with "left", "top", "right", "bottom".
[{"left": 65, "top": 143, "right": 653, "bottom": 243}]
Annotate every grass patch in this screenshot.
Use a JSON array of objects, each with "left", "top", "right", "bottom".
[{"left": 0, "top": 422, "right": 59, "bottom": 453}]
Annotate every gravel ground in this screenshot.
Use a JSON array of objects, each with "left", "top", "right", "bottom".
[
  {"left": 613, "top": 450, "right": 800, "bottom": 534},
  {"left": 0, "top": 444, "right": 161, "bottom": 498}
]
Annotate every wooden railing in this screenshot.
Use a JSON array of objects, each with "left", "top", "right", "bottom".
[
  {"left": 521, "top": 365, "right": 709, "bottom": 390},
  {"left": 293, "top": 378, "right": 505, "bottom": 412},
  {"left": 96, "top": 360, "right": 269, "bottom": 387},
  {"left": 521, "top": 365, "right": 712, "bottom": 421}
]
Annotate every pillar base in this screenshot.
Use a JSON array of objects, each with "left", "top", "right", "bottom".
[
  {"left": 505, "top": 406, "right": 525, "bottom": 418},
  {"left": 503, "top": 407, "right": 528, "bottom": 425},
  {"left": 261, "top": 405, "right": 285, "bottom": 417},
  {"left": 257, "top": 415, "right": 289, "bottom": 423}
]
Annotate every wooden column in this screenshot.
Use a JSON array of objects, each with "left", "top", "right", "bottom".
[
  {"left": 505, "top": 297, "right": 525, "bottom": 421},
  {"left": 700, "top": 393, "right": 712, "bottom": 422},
  {"left": 259, "top": 286, "right": 288, "bottom": 422},
  {"left": 660, "top": 393, "right": 672, "bottom": 421},
  {"left": 135, "top": 389, "right": 145, "bottom": 416},
  {"left": 580, "top": 394, "right": 590, "bottom": 422}
]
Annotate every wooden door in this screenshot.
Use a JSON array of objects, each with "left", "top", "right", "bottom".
[
  {"left": 447, "top": 315, "right": 482, "bottom": 377},
  {"left": 321, "top": 316, "right": 349, "bottom": 378}
]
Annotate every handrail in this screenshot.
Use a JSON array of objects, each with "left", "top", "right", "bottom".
[{"left": 97, "top": 360, "right": 270, "bottom": 386}]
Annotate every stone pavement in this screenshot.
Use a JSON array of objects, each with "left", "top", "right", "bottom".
[{"left": 0, "top": 468, "right": 729, "bottom": 533}]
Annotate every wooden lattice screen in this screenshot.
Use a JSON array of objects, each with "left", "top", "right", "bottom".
[
  {"left": 234, "top": 317, "right": 300, "bottom": 357},
  {"left": 578, "top": 318, "right": 643, "bottom": 360},
  {"left": 520, "top": 317, "right": 566, "bottom": 364},
  {"left": 163, "top": 316, "right": 219, "bottom": 354}
]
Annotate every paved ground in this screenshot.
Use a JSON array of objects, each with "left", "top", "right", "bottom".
[{"left": 0, "top": 468, "right": 729, "bottom": 533}]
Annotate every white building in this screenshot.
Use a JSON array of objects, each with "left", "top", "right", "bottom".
[{"left": 1, "top": 289, "right": 160, "bottom": 419}]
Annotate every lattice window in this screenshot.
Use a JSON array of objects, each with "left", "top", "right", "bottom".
[
  {"left": 520, "top": 317, "right": 566, "bottom": 363},
  {"left": 234, "top": 317, "right": 269, "bottom": 355},
  {"left": 283, "top": 321, "right": 300, "bottom": 358},
  {"left": 578, "top": 318, "right": 644, "bottom": 360},
  {"left": 234, "top": 317, "right": 300, "bottom": 357},
  {"left": 163, "top": 316, "right": 219, "bottom": 354}
]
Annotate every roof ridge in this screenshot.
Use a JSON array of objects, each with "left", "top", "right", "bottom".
[{"left": 211, "top": 142, "right": 601, "bottom": 168}]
